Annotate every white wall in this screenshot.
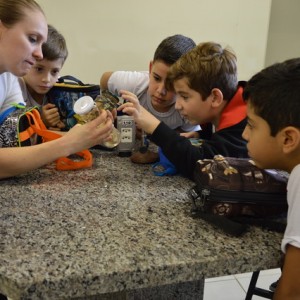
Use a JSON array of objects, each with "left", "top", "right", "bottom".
[
  {"left": 37, "top": 0, "right": 271, "bottom": 84},
  {"left": 265, "top": 0, "right": 300, "bottom": 67}
]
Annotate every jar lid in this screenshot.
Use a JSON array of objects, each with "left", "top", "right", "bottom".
[{"left": 73, "top": 96, "right": 95, "bottom": 115}]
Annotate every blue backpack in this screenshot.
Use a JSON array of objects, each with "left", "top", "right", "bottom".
[{"left": 46, "top": 75, "right": 100, "bottom": 130}]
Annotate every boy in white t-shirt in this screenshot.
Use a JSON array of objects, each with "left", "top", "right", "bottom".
[
  {"left": 242, "top": 57, "right": 300, "bottom": 299},
  {"left": 100, "top": 34, "right": 201, "bottom": 136}
]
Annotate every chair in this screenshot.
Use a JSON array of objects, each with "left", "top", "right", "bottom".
[{"left": 245, "top": 271, "right": 274, "bottom": 299}]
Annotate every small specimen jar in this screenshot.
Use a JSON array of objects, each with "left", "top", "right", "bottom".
[{"left": 74, "top": 96, "right": 120, "bottom": 148}]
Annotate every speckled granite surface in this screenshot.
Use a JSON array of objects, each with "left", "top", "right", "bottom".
[{"left": 0, "top": 150, "right": 283, "bottom": 299}]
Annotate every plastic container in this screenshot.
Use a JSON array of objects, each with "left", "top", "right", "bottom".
[
  {"left": 73, "top": 96, "right": 99, "bottom": 123},
  {"left": 74, "top": 96, "right": 120, "bottom": 148}
]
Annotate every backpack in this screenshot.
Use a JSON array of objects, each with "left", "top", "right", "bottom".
[
  {"left": 189, "top": 155, "right": 288, "bottom": 236},
  {"left": 46, "top": 75, "right": 100, "bottom": 130},
  {"left": 0, "top": 103, "right": 92, "bottom": 171},
  {"left": 0, "top": 103, "right": 39, "bottom": 147}
]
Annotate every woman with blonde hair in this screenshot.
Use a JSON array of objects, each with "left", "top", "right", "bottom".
[{"left": 0, "top": 0, "right": 113, "bottom": 179}]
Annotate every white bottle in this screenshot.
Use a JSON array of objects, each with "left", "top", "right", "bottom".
[
  {"left": 73, "top": 96, "right": 99, "bottom": 123},
  {"left": 74, "top": 96, "right": 120, "bottom": 148}
]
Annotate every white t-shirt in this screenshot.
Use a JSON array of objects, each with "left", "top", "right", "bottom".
[
  {"left": 107, "top": 71, "right": 200, "bottom": 132},
  {"left": 0, "top": 72, "right": 25, "bottom": 114},
  {"left": 281, "top": 164, "right": 300, "bottom": 253}
]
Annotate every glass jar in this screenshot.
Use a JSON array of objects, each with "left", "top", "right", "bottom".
[
  {"left": 73, "top": 96, "right": 99, "bottom": 123},
  {"left": 73, "top": 96, "right": 120, "bottom": 148}
]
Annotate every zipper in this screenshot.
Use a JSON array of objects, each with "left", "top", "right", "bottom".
[{"left": 209, "top": 188, "right": 286, "bottom": 205}]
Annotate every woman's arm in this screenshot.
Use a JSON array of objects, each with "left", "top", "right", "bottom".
[{"left": 0, "top": 110, "right": 112, "bottom": 179}]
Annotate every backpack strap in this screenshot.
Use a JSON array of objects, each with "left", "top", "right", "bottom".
[
  {"left": 191, "top": 209, "right": 248, "bottom": 237},
  {"left": 56, "top": 151, "right": 93, "bottom": 171},
  {"left": 17, "top": 107, "right": 43, "bottom": 144},
  {"left": 57, "top": 75, "right": 84, "bottom": 85},
  {"left": 21, "top": 109, "right": 93, "bottom": 171},
  {"left": 0, "top": 103, "right": 26, "bottom": 125}
]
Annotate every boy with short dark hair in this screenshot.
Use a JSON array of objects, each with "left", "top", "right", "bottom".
[
  {"left": 100, "top": 34, "right": 200, "bottom": 136},
  {"left": 19, "top": 24, "right": 68, "bottom": 130},
  {"left": 242, "top": 57, "right": 300, "bottom": 299},
  {"left": 119, "top": 42, "right": 248, "bottom": 179}
]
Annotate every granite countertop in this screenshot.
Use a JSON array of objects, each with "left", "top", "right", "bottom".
[{"left": 0, "top": 149, "right": 283, "bottom": 299}]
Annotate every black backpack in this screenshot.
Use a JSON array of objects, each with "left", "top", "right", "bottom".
[
  {"left": 189, "top": 155, "right": 288, "bottom": 236},
  {"left": 46, "top": 75, "right": 100, "bottom": 130}
]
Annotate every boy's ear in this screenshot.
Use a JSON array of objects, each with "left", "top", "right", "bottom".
[
  {"left": 210, "top": 88, "right": 224, "bottom": 108},
  {"left": 281, "top": 126, "right": 300, "bottom": 154},
  {"left": 149, "top": 61, "right": 154, "bottom": 73}
]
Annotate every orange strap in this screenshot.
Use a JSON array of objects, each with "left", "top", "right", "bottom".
[
  {"left": 20, "top": 109, "right": 93, "bottom": 171},
  {"left": 18, "top": 126, "right": 35, "bottom": 142},
  {"left": 56, "top": 151, "right": 93, "bottom": 170}
]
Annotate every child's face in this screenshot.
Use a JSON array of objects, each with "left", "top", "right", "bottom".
[
  {"left": 23, "top": 58, "right": 64, "bottom": 95},
  {"left": 242, "top": 102, "right": 283, "bottom": 169},
  {"left": 148, "top": 60, "right": 176, "bottom": 112},
  {"left": 173, "top": 77, "right": 214, "bottom": 125}
]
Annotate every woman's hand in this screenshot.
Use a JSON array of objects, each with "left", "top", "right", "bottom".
[
  {"left": 118, "top": 90, "right": 160, "bottom": 134},
  {"left": 63, "top": 109, "right": 113, "bottom": 154}
]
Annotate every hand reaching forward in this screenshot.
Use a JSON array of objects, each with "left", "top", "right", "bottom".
[{"left": 118, "top": 90, "right": 160, "bottom": 134}]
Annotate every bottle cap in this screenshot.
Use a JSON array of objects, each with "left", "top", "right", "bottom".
[{"left": 73, "top": 96, "right": 94, "bottom": 115}]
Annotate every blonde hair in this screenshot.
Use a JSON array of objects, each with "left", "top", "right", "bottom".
[
  {"left": 166, "top": 42, "right": 238, "bottom": 101},
  {"left": 0, "top": 0, "right": 44, "bottom": 28}
]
